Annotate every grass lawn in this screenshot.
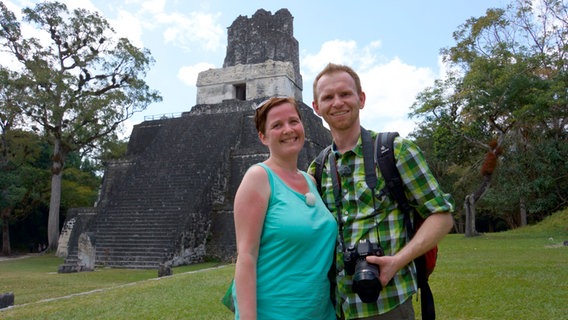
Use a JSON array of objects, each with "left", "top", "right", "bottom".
[
  {"left": 0, "top": 210, "right": 566, "bottom": 319},
  {"left": 0, "top": 260, "right": 235, "bottom": 319}
]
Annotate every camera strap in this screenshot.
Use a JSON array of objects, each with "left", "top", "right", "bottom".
[
  {"left": 328, "top": 149, "right": 347, "bottom": 251},
  {"left": 328, "top": 127, "right": 379, "bottom": 252}
]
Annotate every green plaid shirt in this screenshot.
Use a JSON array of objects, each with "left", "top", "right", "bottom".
[{"left": 308, "top": 130, "right": 454, "bottom": 319}]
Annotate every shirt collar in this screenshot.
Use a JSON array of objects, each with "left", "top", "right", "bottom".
[{"left": 331, "top": 134, "right": 364, "bottom": 158}]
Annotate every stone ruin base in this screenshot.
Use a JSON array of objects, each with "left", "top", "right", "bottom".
[{"left": 0, "top": 292, "right": 14, "bottom": 309}]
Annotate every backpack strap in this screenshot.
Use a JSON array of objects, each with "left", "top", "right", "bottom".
[
  {"left": 361, "top": 127, "right": 377, "bottom": 190},
  {"left": 314, "top": 145, "right": 332, "bottom": 195},
  {"left": 375, "top": 132, "right": 413, "bottom": 223},
  {"left": 375, "top": 132, "right": 435, "bottom": 320}
]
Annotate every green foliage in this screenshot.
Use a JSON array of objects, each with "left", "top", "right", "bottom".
[
  {"left": 61, "top": 167, "right": 100, "bottom": 209},
  {"left": 0, "top": 130, "right": 48, "bottom": 214},
  {"left": 99, "top": 138, "right": 128, "bottom": 161},
  {"left": 481, "top": 135, "right": 568, "bottom": 226},
  {"left": 508, "top": 207, "right": 568, "bottom": 235},
  {"left": 55, "top": 150, "right": 104, "bottom": 215},
  {"left": 0, "top": 129, "right": 104, "bottom": 251},
  {"left": 410, "top": 0, "right": 568, "bottom": 227}
]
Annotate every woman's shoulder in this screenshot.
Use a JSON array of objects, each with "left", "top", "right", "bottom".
[
  {"left": 243, "top": 163, "right": 269, "bottom": 181},
  {"left": 299, "top": 170, "right": 316, "bottom": 185},
  {"left": 236, "top": 164, "right": 271, "bottom": 201}
]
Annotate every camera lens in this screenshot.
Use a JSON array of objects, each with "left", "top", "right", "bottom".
[{"left": 352, "top": 260, "right": 382, "bottom": 303}]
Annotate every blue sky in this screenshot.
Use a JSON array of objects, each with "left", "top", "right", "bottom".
[{"left": 6, "top": 0, "right": 511, "bottom": 137}]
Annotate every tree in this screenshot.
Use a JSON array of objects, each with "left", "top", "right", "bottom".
[
  {"left": 1, "top": 67, "right": 39, "bottom": 255},
  {"left": 410, "top": 0, "right": 567, "bottom": 235},
  {"left": 0, "top": 128, "right": 47, "bottom": 255},
  {"left": 0, "top": 1, "right": 162, "bottom": 251}
]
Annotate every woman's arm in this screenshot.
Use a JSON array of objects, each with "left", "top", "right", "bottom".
[{"left": 233, "top": 165, "right": 270, "bottom": 320}]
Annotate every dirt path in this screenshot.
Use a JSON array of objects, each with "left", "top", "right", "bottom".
[{"left": 0, "top": 254, "right": 35, "bottom": 262}]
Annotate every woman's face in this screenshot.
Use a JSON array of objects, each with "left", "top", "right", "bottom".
[{"left": 259, "top": 102, "right": 305, "bottom": 156}]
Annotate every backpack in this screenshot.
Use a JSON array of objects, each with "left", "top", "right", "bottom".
[{"left": 314, "top": 128, "right": 436, "bottom": 320}]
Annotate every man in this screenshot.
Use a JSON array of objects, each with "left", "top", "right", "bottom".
[{"left": 308, "top": 63, "right": 454, "bottom": 320}]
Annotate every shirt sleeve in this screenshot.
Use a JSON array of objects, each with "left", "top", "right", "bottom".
[{"left": 395, "top": 137, "right": 455, "bottom": 218}]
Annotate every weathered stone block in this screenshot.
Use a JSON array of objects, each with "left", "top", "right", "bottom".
[
  {"left": 77, "top": 232, "right": 95, "bottom": 271},
  {"left": 0, "top": 292, "right": 14, "bottom": 309},
  {"left": 158, "top": 263, "right": 172, "bottom": 277}
]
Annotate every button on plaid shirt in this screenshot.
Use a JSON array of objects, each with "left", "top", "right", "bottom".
[{"left": 308, "top": 130, "right": 454, "bottom": 319}]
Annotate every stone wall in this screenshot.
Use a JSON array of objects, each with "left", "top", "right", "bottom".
[
  {"left": 219, "top": 8, "right": 302, "bottom": 100},
  {"left": 224, "top": 9, "right": 299, "bottom": 75},
  {"left": 196, "top": 60, "right": 302, "bottom": 104}
]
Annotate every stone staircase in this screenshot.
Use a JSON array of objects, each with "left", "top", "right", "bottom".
[
  {"left": 88, "top": 121, "right": 198, "bottom": 269},
  {"left": 92, "top": 207, "right": 183, "bottom": 269}
]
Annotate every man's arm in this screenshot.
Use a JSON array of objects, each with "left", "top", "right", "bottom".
[{"left": 366, "top": 212, "right": 453, "bottom": 287}]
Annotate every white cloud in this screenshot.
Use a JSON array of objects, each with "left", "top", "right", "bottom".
[
  {"left": 177, "top": 62, "right": 216, "bottom": 87},
  {"left": 161, "top": 11, "right": 224, "bottom": 52},
  {"left": 302, "top": 40, "right": 358, "bottom": 79},
  {"left": 361, "top": 57, "right": 435, "bottom": 117},
  {"left": 360, "top": 59, "right": 436, "bottom": 137},
  {"left": 139, "top": 0, "right": 165, "bottom": 16},
  {"left": 61, "top": 0, "right": 98, "bottom": 12},
  {"left": 120, "top": 119, "right": 135, "bottom": 140},
  {"left": 110, "top": 10, "right": 145, "bottom": 47},
  {"left": 62, "top": 1, "right": 225, "bottom": 53},
  {"left": 379, "top": 118, "right": 418, "bottom": 138}
]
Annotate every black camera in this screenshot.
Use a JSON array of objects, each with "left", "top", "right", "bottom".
[{"left": 343, "top": 239, "right": 384, "bottom": 303}]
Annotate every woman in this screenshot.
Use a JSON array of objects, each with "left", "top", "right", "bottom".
[{"left": 232, "top": 97, "right": 337, "bottom": 319}]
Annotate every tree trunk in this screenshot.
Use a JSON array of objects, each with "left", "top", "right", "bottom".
[
  {"left": 1, "top": 208, "right": 11, "bottom": 256},
  {"left": 464, "top": 195, "right": 478, "bottom": 237},
  {"left": 47, "top": 139, "right": 65, "bottom": 252},
  {"left": 464, "top": 175, "right": 492, "bottom": 237},
  {"left": 519, "top": 197, "right": 527, "bottom": 227}
]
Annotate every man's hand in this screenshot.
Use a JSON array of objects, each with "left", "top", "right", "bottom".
[
  {"left": 365, "top": 212, "right": 454, "bottom": 286},
  {"left": 365, "top": 255, "right": 402, "bottom": 287}
]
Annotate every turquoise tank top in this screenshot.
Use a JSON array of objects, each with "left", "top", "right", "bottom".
[{"left": 234, "top": 163, "right": 337, "bottom": 319}]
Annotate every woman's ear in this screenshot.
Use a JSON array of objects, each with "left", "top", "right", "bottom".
[{"left": 258, "top": 131, "right": 268, "bottom": 146}]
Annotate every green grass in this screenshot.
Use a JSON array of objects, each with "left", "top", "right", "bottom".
[
  {"left": 1, "top": 209, "right": 566, "bottom": 319},
  {"left": 0, "top": 260, "right": 234, "bottom": 319}
]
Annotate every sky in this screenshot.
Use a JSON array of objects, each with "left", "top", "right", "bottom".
[{"left": 4, "top": 0, "right": 511, "bottom": 138}]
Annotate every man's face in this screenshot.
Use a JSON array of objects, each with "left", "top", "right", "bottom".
[{"left": 312, "top": 71, "right": 365, "bottom": 132}]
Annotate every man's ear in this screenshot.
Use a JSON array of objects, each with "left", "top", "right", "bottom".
[
  {"left": 312, "top": 101, "right": 321, "bottom": 116},
  {"left": 359, "top": 91, "right": 366, "bottom": 109}
]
